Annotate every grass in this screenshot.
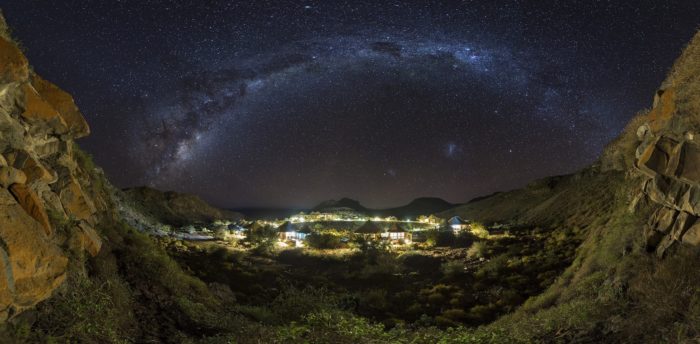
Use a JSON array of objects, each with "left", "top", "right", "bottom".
[{"left": 667, "top": 30, "right": 700, "bottom": 132}]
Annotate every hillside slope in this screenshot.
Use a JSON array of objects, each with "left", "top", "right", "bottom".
[
  {"left": 451, "top": 30, "right": 700, "bottom": 343},
  {"left": 124, "top": 186, "right": 243, "bottom": 226}
]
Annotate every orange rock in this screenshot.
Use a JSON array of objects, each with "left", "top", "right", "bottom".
[
  {"left": 648, "top": 88, "right": 676, "bottom": 132},
  {"left": 9, "top": 183, "right": 52, "bottom": 236},
  {"left": 682, "top": 222, "right": 700, "bottom": 245},
  {"left": 20, "top": 83, "right": 69, "bottom": 135},
  {"left": 77, "top": 221, "right": 102, "bottom": 257},
  {"left": 22, "top": 156, "right": 56, "bottom": 184},
  {"left": 4, "top": 150, "right": 56, "bottom": 184},
  {"left": 30, "top": 74, "right": 90, "bottom": 139},
  {"left": 0, "top": 166, "right": 26, "bottom": 188},
  {"left": 636, "top": 137, "right": 677, "bottom": 177},
  {"left": 0, "top": 189, "right": 67, "bottom": 320},
  {"left": 0, "top": 36, "right": 28, "bottom": 84},
  {"left": 59, "top": 179, "right": 96, "bottom": 221}
]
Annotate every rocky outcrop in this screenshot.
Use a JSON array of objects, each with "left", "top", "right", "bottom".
[
  {"left": 634, "top": 32, "right": 700, "bottom": 257},
  {"left": 0, "top": 16, "right": 104, "bottom": 320}
]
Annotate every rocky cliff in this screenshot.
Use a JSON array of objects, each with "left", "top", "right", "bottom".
[
  {"left": 0, "top": 13, "right": 104, "bottom": 320},
  {"left": 633, "top": 32, "right": 700, "bottom": 257}
]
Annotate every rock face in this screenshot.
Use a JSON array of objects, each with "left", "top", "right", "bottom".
[
  {"left": 0, "top": 15, "right": 104, "bottom": 320},
  {"left": 634, "top": 32, "right": 700, "bottom": 257}
]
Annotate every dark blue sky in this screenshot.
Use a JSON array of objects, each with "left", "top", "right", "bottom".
[{"left": 3, "top": 1, "right": 699, "bottom": 207}]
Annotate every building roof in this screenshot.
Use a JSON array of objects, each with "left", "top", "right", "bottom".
[
  {"left": 387, "top": 223, "right": 407, "bottom": 233},
  {"left": 355, "top": 220, "right": 383, "bottom": 234},
  {"left": 448, "top": 216, "right": 469, "bottom": 225}
]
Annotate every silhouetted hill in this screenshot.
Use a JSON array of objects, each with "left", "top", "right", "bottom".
[
  {"left": 375, "top": 197, "right": 456, "bottom": 218},
  {"left": 312, "top": 198, "right": 368, "bottom": 212},
  {"left": 124, "top": 186, "right": 243, "bottom": 226},
  {"left": 312, "top": 197, "right": 455, "bottom": 218}
]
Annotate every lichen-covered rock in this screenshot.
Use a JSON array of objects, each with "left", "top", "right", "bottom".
[
  {"left": 0, "top": 36, "right": 27, "bottom": 84},
  {"left": 9, "top": 183, "right": 52, "bottom": 236},
  {"left": 59, "top": 179, "right": 96, "bottom": 221},
  {"left": 20, "top": 83, "right": 68, "bottom": 136},
  {"left": 30, "top": 74, "right": 89, "bottom": 139},
  {"left": 0, "top": 188, "right": 67, "bottom": 320}
]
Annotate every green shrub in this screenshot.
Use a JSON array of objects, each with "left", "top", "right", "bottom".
[
  {"left": 441, "top": 260, "right": 466, "bottom": 279},
  {"left": 245, "top": 225, "right": 278, "bottom": 255},
  {"left": 622, "top": 246, "right": 700, "bottom": 342},
  {"left": 33, "top": 274, "right": 130, "bottom": 343},
  {"left": 454, "top": 230, "right": 478, "bottom": 248},
  {"left": 399, "top": 251, "right": 441, "bottom": 274},
  {"left": 467, "top": 241, "right": 487, "bottom": 259},
  {"left": 306, "top": 230, "right": 345, "bottom": 249},
  {"left": 470, "top": 222, "right": 490, "bottom": 238}
]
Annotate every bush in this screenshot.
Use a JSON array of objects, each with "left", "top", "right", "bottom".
[
  {"left": 467, "top": 241, "right": 488, "bottom": 259},
  {"left": 623, "top": 246, "right": 700, "bottom": 342},
  {"left": 267, "top": 286, "right": 342, "bottom": 325},
  {"left": 454, "top": 230, "right": 477, "bottom": 247},
  {"left": 306, "top": 230, "right": 345, "bottom": 249},
  {"left": 426, "top": 228, "right": 455, "bottom": 247},
  {"left": 441, "top": 260, "right": 466, "bottom": 279},
  {"left": 245, "top": 225, "right": 278, "bottom": 254},
  {"left": 470, "top": 222, "right": 490, "bottom": 238},
  {"left": 399, "top": 251, "right": 442, "bottom": 274},
  {"left": 32, "top": 273, "right": 129, "bottom": 343}
]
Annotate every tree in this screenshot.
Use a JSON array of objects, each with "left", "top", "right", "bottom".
[{"left": 245, "top": 224, "right": 278, "bottom": 254}]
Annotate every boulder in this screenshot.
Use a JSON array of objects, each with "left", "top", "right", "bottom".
[
  {"left": 30, "top": 74, "right": 89, "bottom": 139},
  {"left": 33, "top": 139, "right": 60, "bottom": 158},
  {"left": 21, "top": 157, "right": 56, "bottom": 184},
  {"left": 0, "top": 188, "right": 67, "bottom": 320},
  {"left": 636, "top": 137, "right": 677, "bottom": 177},
  {"left": 681, "top": 222, "right": 700, "bottom": 246},
  {"left": 4, "top": 150, "right": 55, "bottom": 184},
  {"left": 0, "top": 37, "right": 28, "bottom": 84},
  {"left": 73, "top": 221, "right": 102, "bottom": 257},
  {"left": 669, "top": 211, "right": 696, "bottom": 241},
  {"left": 20, "top": 83, "right": 68, "bottom": 136},
  {"left": 9, "top": 183, "right": 51, "bottom": 236},
  {"left": 648, "top": 88, "right": 676, "bottom": 132},
  {"left": 644, "top": 207, "right": 679, "bottom": 251},
  {"left": 679, "top": 185, "right": 700, "bottom": 215},
  {"left": 59, "top": 179, "right": 96, "bottom": 221},
  {"left": 677, "top": 142, "right": 700, "bottom": 185},
  {"left": 649, "top": 207, "right": 677, "bottom": 233},
  {"left": 30, "top": 181, "right": 66, "bottom": 221},
  {"left": 0, "top": 166, "right": 25, "bottom": 188}
]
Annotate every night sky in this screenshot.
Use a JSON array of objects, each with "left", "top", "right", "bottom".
[{"left": 3, "top": 1, "right": 699, "bottom": 208}]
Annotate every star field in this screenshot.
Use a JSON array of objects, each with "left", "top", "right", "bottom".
[{"left": 4, "top": 1, "right": 700, "bottom": 208}]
